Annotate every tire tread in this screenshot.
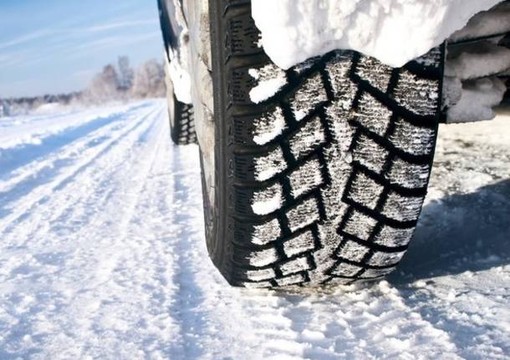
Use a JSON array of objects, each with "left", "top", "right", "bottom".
[{"left": 207, "top": 0, "right": 443, "bottom": 287}]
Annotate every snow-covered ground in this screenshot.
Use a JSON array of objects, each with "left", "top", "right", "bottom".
[{"left": 0, "top": 99, "right": 508, "bottom": 359}]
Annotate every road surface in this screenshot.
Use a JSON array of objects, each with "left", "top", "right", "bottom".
[{"left": 0, "top": 100, "right": 508, "bottom": 359}]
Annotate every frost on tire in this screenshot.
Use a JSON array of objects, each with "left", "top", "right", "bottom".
[{"left": 206, "top": 0, "right": 443, "bottom": 287}]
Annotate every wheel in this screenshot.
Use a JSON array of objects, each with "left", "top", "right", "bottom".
[
  {"left": 164, "top": 66, "right": 197, "bottom": 146},
  {"left": 202, "top": 0, "right": 444, "bottom": 288},
  {"left": 159, "top": 0, "right": 197, "bottom": 146},
  {"left": 168, "top": 93, "right": 196, "bottom": 146}
]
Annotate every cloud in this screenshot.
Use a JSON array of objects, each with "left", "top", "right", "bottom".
[
  {"left": 0, "top": 17, "right": 157, "bottom": 52},
  {"left": 63, "top": 30, "right": 162, "bottom": 58},
  {"left": 84, "top": 19, "right": 158, "bottom": 33},
  {"left": 0, "top": 29, "right": 54, "bottom": 50},
  {"left": 0, "top": 48, "right": 34, "bottom": 67}
]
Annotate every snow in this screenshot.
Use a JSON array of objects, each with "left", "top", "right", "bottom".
[
  {"left": 251, "top": 0, "right": 503, "bottom": 69},
  {"left": 167, "top": 53, "right": 193, "bottom": 104},
  {"left": 449, "top": 2, "right": 510, "bottom": 42},
  {"left": 446, "top": 42, "right": 510, "bottom": 81},
  {"left": 33, "top": 102, "right": 62, "bottom": 115},
  {"left": 252, "top": 107, "right": 286, "bottom": 145},
  {"left": 0, "top": 103, "right": 141, "bottom": 150},
  {"left": 0, "top": 100, "right": 509, "bottom": 358},
  {"left": 447, "top": 77, "right": 507, "bottom": 122},
  {"left": 252, "top": 183, "right": 283, "bottom": 216},
  {"left": 443, "top": 4, "right": 510, "bottom": 123},
  {"left": 249, "top": 65, "right": 287, "bottom": 104}
]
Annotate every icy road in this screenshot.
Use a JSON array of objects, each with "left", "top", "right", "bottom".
[{"left": 0, "top": 99, "right": 509, "bottom": 359}]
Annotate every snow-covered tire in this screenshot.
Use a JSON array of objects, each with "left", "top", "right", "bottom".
[
  {"left": 164, "top": 72, "right": 197, "bottom": 145},
  {"left": 168, "top": 93, "right": 197, "bottom": 146},
  {"left": 205, "top": 0, "right": 444, "bottom": 287},
  {"left": 163, "top": 61, "right": 196, "bottom": 145}
]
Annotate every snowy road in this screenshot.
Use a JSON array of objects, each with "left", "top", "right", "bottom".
[{"left": 0, "top": 100, "right": 509, "bottom": 359}]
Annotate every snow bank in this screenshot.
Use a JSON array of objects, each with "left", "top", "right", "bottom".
[
  {"left": 33, "top": 102, "right": 63, "bottom": 115},
  {"left": 252, "top": 0, "right": 503, "bottom": 69}
]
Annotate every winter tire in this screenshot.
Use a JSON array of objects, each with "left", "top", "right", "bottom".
[
  {"left": 204, "top": 0, "right": 444, "bottom": 287},
  {"left": 164, "top": 68, "right": 197, "bottom": 146},
  {"left": 169, "top": 93, "right": 196, "bottom": 146}
]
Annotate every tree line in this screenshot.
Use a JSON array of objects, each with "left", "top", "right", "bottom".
[
  {"left": 1, "top": 56, "right": 166, "bottom": 116},
  {"left": 83, "top": 56, "right": 165, "bottom": 103}
]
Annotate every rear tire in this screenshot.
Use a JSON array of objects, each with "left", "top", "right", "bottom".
[
  {"left": 205, "top": 0, "right": 444, "bottom": 287},
  {"left": 168, "top": 93, "right": 196, "bottom": 146},
  {"left": 164, "top": 60, "right": 197, "bottom": 146}
]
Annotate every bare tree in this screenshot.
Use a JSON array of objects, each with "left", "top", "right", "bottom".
[
  {"left": 117, "top": 56, "right": 134, "bottom": 91},
  {"left": 84, "top": 64, "right": 120, "bottom": 103},
  {"left": 131, "top": 59, "right": 165, "bottom": 98},
  {"left": 0, "top": 99, "right": 10, "bottom": 117}
]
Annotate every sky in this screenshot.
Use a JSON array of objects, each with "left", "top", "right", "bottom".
[{"left": 0, "top": 0, "right": 164, "bottom": 98}]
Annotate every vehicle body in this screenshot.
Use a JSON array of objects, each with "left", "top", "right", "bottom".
[{"left": 158, "top": 0, "right": 510, "bottom": 287}]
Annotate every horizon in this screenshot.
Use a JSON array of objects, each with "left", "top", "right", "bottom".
[{"left": 0, "top": 0, "right": 164, "bottom": 99}]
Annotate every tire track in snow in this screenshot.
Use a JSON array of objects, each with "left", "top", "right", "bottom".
[
  {"left": 0, "top": 101, "right": 179, "bottom": 358},
  {"left": 162, "top": 145, "right": 311, "bottom": 359},
  {"left": 63, "top": 106, "right": 181, "bottom": 358},
  {"left": 0, "top": 103, "right": 164, "bottom": 254},
  {"left": 0, "top": 102, "right": 158, "bottom": 199},
  {"left": 105, "top": 131, "right": 206, "bottom": 358},
  {"left": 0, "top": 104, "right": 162, "bottom": 236},
  {"left": 0, "top": 102, "right": 154, "bottom": 194},
  {"left": 273, "top": 282, "right": 460, "bottom": 359},
  {"left": 164, "top": 145, "right": 210, "bottom": 358},
  {"left": 0, "top": 102, "right": 153, "bottom": 178},
  {"left": 0, "top": 102, "right": 151, "bottom": 151}
]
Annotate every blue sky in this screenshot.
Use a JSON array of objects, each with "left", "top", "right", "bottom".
[{"left": 0, "top": 0, "right": 164, "bottom": 98}]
